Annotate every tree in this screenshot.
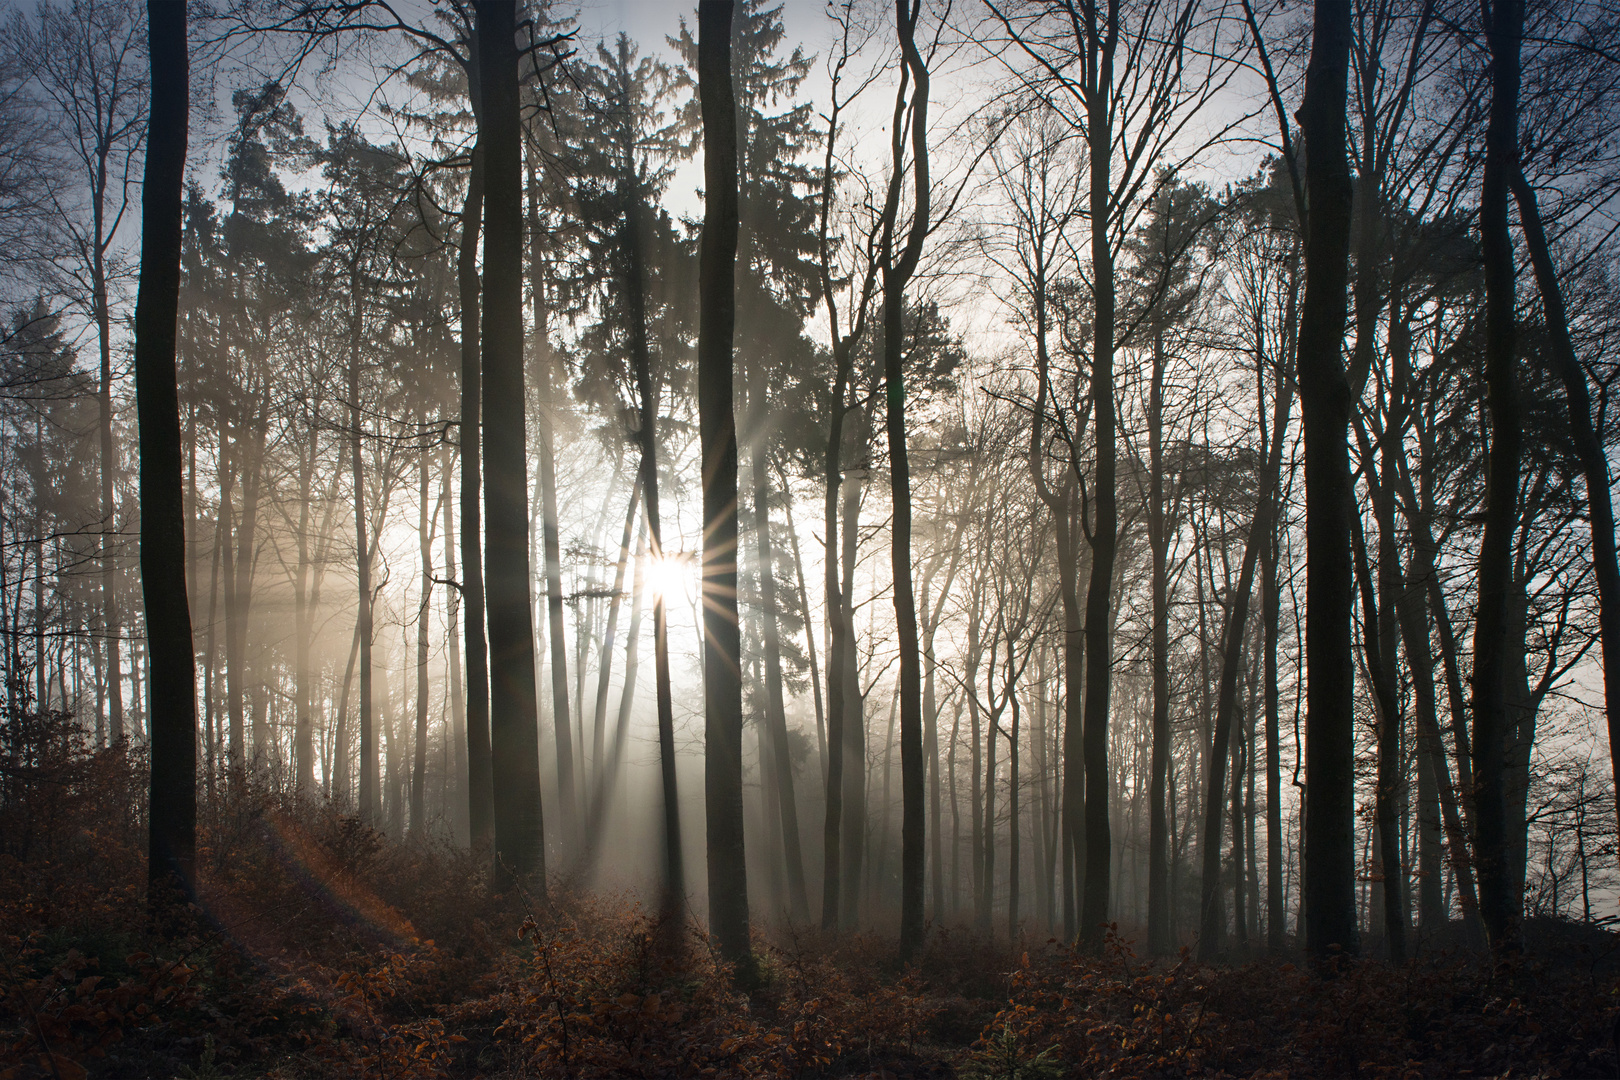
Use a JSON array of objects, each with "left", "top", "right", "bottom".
[
  {"left": 475, "top": 0, "right": 545, "bottom": 889},
  {"left": 138, "top": 0, "right": 191, "bottom": 910},
  {"left": 883, "top": 0, "right": 933, "bottom": 963},
  {"left": 1296, "top": 0, "right": 1358, "bottom": 962},
  {"left": 697, "top": 0, "right": 752, "bottom": 975},
  {"left": 1472, "top": 0, "right": 1526, "bottom": 955},
  {"left": 676, "top": 0, "right": 824, "bottom": 927},
  {"left": 568, "top": 28, "right": 692, "bottom": 907}
]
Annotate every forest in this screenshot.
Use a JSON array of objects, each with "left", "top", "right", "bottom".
[{"left": 3, "top": 0, "right": 1620, "bottom": 1075}]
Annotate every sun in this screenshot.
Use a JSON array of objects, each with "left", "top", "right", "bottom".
[{"left": 646, "top": 551, "right": 695, "bottom": 602}]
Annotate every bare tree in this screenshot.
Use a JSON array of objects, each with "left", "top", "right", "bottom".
[{"left": 138, "top": 0, "right": 192, "bottom": 912}]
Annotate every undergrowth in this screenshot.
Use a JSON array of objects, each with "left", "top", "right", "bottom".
[{"left": 2, "top": 711, "right": 1617, "bottom": 1078}]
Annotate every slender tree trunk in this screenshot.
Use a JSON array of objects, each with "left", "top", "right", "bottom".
[
  {"left": 293, "top": 441, "right": 316, "bottom": 794},
  {"left": 412, "top": 443, "right": 432, "bottom": 836},
  {"left": 1008, "top": 660, "right": 1022, "bottom": 939},
  {"left": 139, "top": 0, "right": 194, "bottom": 907},
  {"left": 1397, "top": 565, "right": 1482, "bottom": 940},
  {"left": 980, "top": 695, "right": 999, "bottom": 934},
  {"left": 1351, "top": 511, "right": 1406, "bottom": 959},
  {"left": 441, "top": 451, "right": 469, "bottom": 843},
  {"left": 1199, "top": 367, "right": 1290, "bottom": 960},
  {"left": 527, "top": 144, "right": 577, "bottom": 846},
  {"left": 752, "top": 435, "right": 809, "bottom": 920},
  {"left": 1230, "top": 697, "right": 1248, "bottom": 950},
  {"left": 1148, "top": 336, "right": 1172, "bottom": 956},
  {"left": 1263, "top": 522, "right": 1285, "bottom": 952},
  {"left": 887, "top": 0, "right": 933, "bottom": 960},
  {"left": 820, "top": 406, "right": 850, "bottom": 927},
  {"left": 967, "top": 617, "right": 986, "bottom": 927},
  {"left": 1472, "top": 0, "right": 1525, "bottom": 956},
  {"left": 99, "top": 250, "right": 122, "bottom": 745},
  {"left": 590, "top": 478, "right": 641, "bottom": 811},
  {"left": 1078, "top": 0, "right": 1120, "bottom": 953},
  {"left": 839, "top": 469, "right": 866, "bottom": 927},
  {"left": 350, "top": 271, "right": 376, "bottom": 825},
  {"left": 948, "top": 696, "right": 963, "bottom": 917},
  {"left": 779, "top": 465, "right": 827, "bottom": 780},
  {"left": 1370, "top": 440, "right": 1412, "bottom": 959},
  {"left": 237, "top": 424, "right": 265, "bottom": 767},
  {"left": 477, "top": 0, "right": 546, "bottom": 888},
  {"left": 924, "top": 622, "right": 944, "bottom": 921},
  {"left": 1297, "top": 0, "right": 1359, "bottom": 963},
  {"left": 458, "top": 134, "right": 494, "bottom": 851},
  {"left": 624, "top": 188, "right": 684, "bottom": 916},
  {"left": 334, "top": 619, "right": 359, "bottom": 801},
  {"left": 698, "top": 0, "right": 751, "bottom": 973},
  {"left": 591, "top": 525, "right": 647, "bottom": 863}
]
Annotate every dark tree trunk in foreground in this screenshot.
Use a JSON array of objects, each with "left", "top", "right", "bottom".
[
  {"left": 459, "top": 137, "right": 494, "bottom": 850},
  {"left": 698, "top": 0, "right": 751, "bottom": 975},
  {"left": 1079, "top": 0, "right": 1119, "bottom": 953},
  {"left": 1511, "top": 170, "right": 1620, "bottom": 856},
  {"left": 1298, "top": 0, "right": 1359, "bottom": 963},
  {"left": 140, "top": 0, "right": 194, "bottom": 909},
  {"left": 887, "top": 0, "right": 932, "bottom": 962},
  {"left": 477, "top": 0, "right": 545, "bottom": 889},
  {"left": 1472, "top": 0, "right": 1525, "bottom": 956}
]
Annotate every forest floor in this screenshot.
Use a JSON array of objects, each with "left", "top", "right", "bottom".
[{"left": 4, "top": 720, "right": 1620, "bottom": 1079}]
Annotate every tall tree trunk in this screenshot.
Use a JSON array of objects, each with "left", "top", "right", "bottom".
[
  {"left": 1351, "top": 505, "right": 1407, "bottom": 960},
  {"left": 752, "top": 435, "right": 809, "bottom": 920},
  {"left": 1147, "top": 335, "right": 1172, "bottom": 956},
  {"left": 1472, "top": 0, "right": 1525, "bottom": 956},
  {"left": 292, "top": 438, "right": 317, "bottom": 794},
  {"left": 1297, "top": 0, "right": 1359, "bottom": 962},
  {"left": 1511, "top": 169, "right": 1620, "bottom": 850},
  {"left": 441, "top": 451, "right": 469, "bottom": 843},
  {"left": 349, "top": 270, "right": 377, "bottom": 825},
  {"left": 1007, "top": 659, "right": 1022, "bottom": 939},
  {"left": 624, "top": 172, "right": 684, "bottom": 918},
  {"left": 1027, "top": 223, "right": 1085, "bottom": 942},
  {"left": 980, "top": 692, "right": 1000, "bottom": 933},
  {"left": 1199, "top": 360, "right": 1290, "bottom": 960},
  {"left": 139, "top": 0, "right": 193, "bottom": 907},
  {"left": 477, "top": 0, "right": 546, "bottom": 888},
  {"left": 698, "top": 0, "right": 751, "bottom": 974},
  {"left": 967, "top": 616, "right": 986, "bottom": 928},
  {"left": 527, "top": 145, "right": 577, "bottom": 847},
  {"left": 887, "top": 0, "right": 932, "bottom": 962},
  {"left": 820, "top": 396, "right": 850, "bottom": 927},
  {"left": 99, "top": 232, "right": 121, "bottom": 746},
  {"left": 1078, "top": 0, "right": 1120, "bottom": 953},
  {"left": 1262, "top": 522, "right": 1284, "bottom": 951},
  {"left": 236, "top": 423, "right": 265, "bottom": 767},
  {"left": 838, "top": 467, "right": 866, "bottom": 926},
  {"left": 459, "top": 135, "right": 493, "bottom": 851},
  {"left": 924, "top": 620, "right": 944, "bottom": 921},
  {"left": 1396, "top": 552, "right": 1482, "bottom": 941},
  {"left": 1230, "top": 695, "right": 1248, "bottom": 950},
  {"left": 412, "top": 444, "right": 433, "bottom": 836}
]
